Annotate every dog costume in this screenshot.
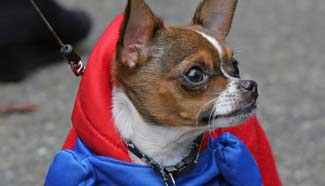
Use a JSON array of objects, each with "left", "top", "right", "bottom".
[{"left": 45, "top": 14, "right": 282, "bottom": 186}]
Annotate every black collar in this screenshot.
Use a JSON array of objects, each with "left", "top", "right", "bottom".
[{"left": 125, "top": 135, "right": 203, "bottom": 186}]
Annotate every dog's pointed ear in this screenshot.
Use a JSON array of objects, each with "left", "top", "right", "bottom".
[
  {"left": 192, "top": 0, "right": 238, "bottom": 39},
  {"left": 116, "top": 0, "right": 163, "bottom": 68}
]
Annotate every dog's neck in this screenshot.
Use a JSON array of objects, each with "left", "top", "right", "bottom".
[{"left": 112, "top": 88, "right": 206, "bottom": 166}]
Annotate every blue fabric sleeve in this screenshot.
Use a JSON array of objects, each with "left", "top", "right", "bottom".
[
  {"left": 215, "top": 132, "right": 263, "bottom": 186},
  {"left": 44, "top": 150, "right": 95, "bottom": 186}
]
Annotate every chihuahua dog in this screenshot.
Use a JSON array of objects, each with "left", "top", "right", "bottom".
[
  {"left": 44, "top": 1, "right": 283, "bottom": 185},
  {"left": 112, "top": 0, "right": 258, "bottom": 167}
]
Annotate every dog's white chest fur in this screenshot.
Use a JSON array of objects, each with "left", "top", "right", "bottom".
[{"left": 112, "top": 88, "right": 206, "bottom": 166}]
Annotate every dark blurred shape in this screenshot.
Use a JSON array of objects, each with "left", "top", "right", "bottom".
[{"left": 0, "top": 0, "right": 92, "bottom": 82}]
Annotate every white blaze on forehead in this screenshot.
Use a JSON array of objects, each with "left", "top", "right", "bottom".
[
  {"left": 194, "top": 31, "right": 223, "bottom": 58},
  {"left": 195, "top": 30, "right": 239, "bottom": 81}
]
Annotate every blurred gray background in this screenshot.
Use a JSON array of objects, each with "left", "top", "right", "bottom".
[{"left": 0, "top": 0, "right": 324, "bottom": 185}]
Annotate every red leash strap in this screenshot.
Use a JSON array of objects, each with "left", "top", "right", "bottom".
[{"left": 60, "top": 44, "right": 85, "bottom": 77}]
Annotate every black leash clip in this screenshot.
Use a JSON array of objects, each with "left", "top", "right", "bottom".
[
  {"left": 60, "top": 44, "right": 85, "bottom": 77},
  {"left": 30, "top": 0, "right": 86, "bottom": 77}
]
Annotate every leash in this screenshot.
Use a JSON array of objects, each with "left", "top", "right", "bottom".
[
  {"left": 126, "top": 135, "right": 203, "bottom": 186},
  {"left": 1, "top": 1, "right": 86, "bottom": 115},
  {"left": 29, "top": 0, "right": 85, "bottom": 77}
]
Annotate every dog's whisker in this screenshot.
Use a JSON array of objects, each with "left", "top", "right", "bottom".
[
  {"left": 208, "top": 105, "right": 215, "bottom": 128},
  {"left": 195, "top": 98, "right": 216, "bottom": 120},
  {"left": 195, "top": 98, "right": 218, "bottom": 127},
  {"left": 207, "top": 105, "right": 217, "bottom": 138}
]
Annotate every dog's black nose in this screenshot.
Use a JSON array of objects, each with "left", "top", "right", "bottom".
[
  {"left": 240, "top": 80, "right": 258, "bottom": 99},
  {"left": 240, "top": 80, "right": 256, "bottom": 91}
]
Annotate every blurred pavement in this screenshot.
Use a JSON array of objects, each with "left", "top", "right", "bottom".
[{"left": 0, "top": 0, "right": 325, "bottom": 185}]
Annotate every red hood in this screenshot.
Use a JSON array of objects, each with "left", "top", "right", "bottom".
[{"left": 63, "top": 13, "right": 282, "bottom": 186}]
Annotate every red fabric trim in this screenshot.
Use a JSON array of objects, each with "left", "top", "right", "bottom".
[
  {"left": 72, "top": 97, "right": 131, "bottom": 162},
  {"left": 62, "top": 128, "right": 77, "bottom": 150},
  {"left": 69, "top": 13, "right": 131, "bottom": 162}
]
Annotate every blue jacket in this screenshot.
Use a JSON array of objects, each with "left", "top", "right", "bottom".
[{"left": 45, "top": 133, "right": 262, "bottom": 186}]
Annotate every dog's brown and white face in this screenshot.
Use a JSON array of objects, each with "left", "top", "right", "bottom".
[{"left": 113, "top": 0, "right": 258, "bottom": 130}]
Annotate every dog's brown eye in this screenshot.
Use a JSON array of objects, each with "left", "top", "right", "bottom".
[
  {"left": 185, "top": 67, "right": 204, "bottom": 83},
  {"left": 179, "top": 66, "right": 209, "bottom": 90},
  {"left": 180, "top": 66, "right": 209, "bottom": 90}
]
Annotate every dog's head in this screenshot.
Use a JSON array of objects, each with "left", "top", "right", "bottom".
[{"left": 113, "top": 0, "right": 258, "bottom": 129}]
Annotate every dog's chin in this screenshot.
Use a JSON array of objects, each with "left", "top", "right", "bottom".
[
  {"left": 198, "top": 103, "right": 256, "bottom": 129},
  {"left": 211, "top": 104, "right": 256, "bottom": 128}
]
